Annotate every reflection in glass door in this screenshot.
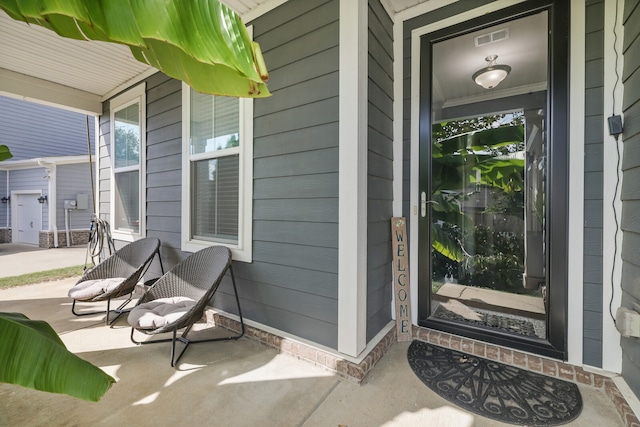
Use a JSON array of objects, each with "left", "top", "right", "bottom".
[
  {"left": 429, "top": 108, "right": 546, "bottom": 339},
  {"left": 417, "top": 3, "right": 569, "bottom": 358}
]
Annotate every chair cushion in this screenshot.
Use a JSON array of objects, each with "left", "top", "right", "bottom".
[
  {"left": 68, "top": 277, "right": 127, "bottom": 300},
  {"left": 128, "top": 297, "right": 196, "bottom": 329}
]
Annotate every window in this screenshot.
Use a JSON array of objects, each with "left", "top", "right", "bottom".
[
  {"left": 110, "top": 83, "right": 146, "bottom": 241},
  {"left": 181, "top": 83, "right": 253, "bottom": 261}
]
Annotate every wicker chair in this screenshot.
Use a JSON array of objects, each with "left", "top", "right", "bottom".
[
  {"left": 68, "top": 237, "right": 163, "bottom": 325},
  {"left": 128, "top": 246, "right": 244, "bottom": 367}
]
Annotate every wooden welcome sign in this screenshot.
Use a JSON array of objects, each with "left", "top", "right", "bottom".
[{"left": 391, "top": 217, "right": 411, "bottom": 342}]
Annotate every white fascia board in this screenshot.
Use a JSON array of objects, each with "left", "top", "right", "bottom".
[
  {"left": 0, "top": 68, "right": 101, "bottom": 115},
  {"left": 0, "top": 155, "right": 90, "bottom": 170},
  {"left": 338, "top": 0, "right": 368, "bottom": 358},
  {"left": 601, "top": 0, "right": 624, "bottom": 373},
  {"left": 242, "top": 0, "right": 289, "bottom": 22},
  {"left": 395, "top": 0, "right": 459, "bottom": 22},
  {"left": 101, "top": 68, "right": 157, "bottom": 103}
]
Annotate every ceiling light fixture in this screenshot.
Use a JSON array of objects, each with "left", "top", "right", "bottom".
[{"left": 472, "top": 55, "right": 511, "bottom": 89}]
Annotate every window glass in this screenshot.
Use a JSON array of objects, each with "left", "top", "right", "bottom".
[
  {"left": 188, "top": 88, "right": 241, "bottom": 244},
  {"left": 190, "top": 91, "right": 239, "bottom": 155},
  {"left": 191, "top": 156, "right": 239, "bottom": 243},
  {"left": 114, "top": 170, "right": 140, "bottom": 233},
  {"left": 110, "top": 83, "right": 145, "bottom": 239},
  {"left": 114, "top": 103, "right": 140, "bottom": 168}
]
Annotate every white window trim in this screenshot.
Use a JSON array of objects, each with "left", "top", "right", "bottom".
[
  {"left": 109, "top": 82, "right": 146, "bottom": 242},
  {"left": 180, "top": 82, "right": 253, "bottom": 262}
]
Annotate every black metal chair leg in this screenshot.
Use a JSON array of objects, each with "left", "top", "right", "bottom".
[
  {"left": 107, "top": 296, "right": 134, "bottom": 327},
  {"left": 72, "top": 296, "right": 133, "bottom": 326},
  {"left": 72, "top": 299, "right": 106, "bottom": 317},
  {"left": 171, "top": 325, "right": 194, "bottom": 367}
]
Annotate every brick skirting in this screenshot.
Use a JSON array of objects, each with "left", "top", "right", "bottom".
[
  {"left": 413, "top": 325, "right": 639, "bottom": 427},
  {"left": 207, "top": 311, "right": 396, "bottom": 384},
  {"left": 207, "top": 311, "right": 639, "bottom": 426}
]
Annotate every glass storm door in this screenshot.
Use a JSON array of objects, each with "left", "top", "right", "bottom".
[{"left": 417, "top": 1, "right": 568, "bottom": 359}]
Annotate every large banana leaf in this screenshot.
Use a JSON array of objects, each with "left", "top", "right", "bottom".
[
  {"left": 430, "top": 191, "right": 474, "bottom": 230},
  {"left": 0, "top": 312, "right": 115, "bottom": 401},
  {"left": 475, "top": 157, "right": 524, "bottom": 192},
  {"left": 432, "top": 124, "right": 525, "bottom": 193},
  {"left": 431, "top": 223, "right": 463, "bottom": 262},
  {"left": 430, "top": 123, "right": 525, "bottom": 260},
  {"left": 0, "top": 145, "right": 12, "bottom": 162},
  {"left": 435, "top": 125, "right": 524, "bottom": 155},
  {"left": 0, "top": 0, "right": 270, "bottom": 98}
]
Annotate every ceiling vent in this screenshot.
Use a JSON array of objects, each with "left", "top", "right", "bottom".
[{"left": 474, "top": 28, "right": 509, "bottom": 47}]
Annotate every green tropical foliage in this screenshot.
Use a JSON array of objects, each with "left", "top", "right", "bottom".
[
  {"left": 0, "top": 312, "right": 115, "bottom": 401},
  {"left": 0, "top": 0, "right": 270, "bottom": 98},
  {"left": 430, "top": 113, "right": 528, "bottom": 292},
  {"left": 430, "top": 116, "right": 525, "bottom": 263},
  {"left": 0, "top": 145, "right": 12, "bottom": 162}
]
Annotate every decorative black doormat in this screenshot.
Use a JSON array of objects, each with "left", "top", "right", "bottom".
[
  {"left": 407, "top": 341, "right": 582, "bottom": 425},
  {"left": 433, "top": 305, "right": 539, "bottom": 338}
]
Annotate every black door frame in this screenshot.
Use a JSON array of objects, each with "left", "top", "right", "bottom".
[{"left": 417, "top": 0, "right": 569, "bottom": 360}]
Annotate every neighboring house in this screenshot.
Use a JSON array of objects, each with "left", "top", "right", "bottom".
[
  {"left": 0, "top": 96, "right": 95, "bottom": 247},
  {"left": 4, "top": 0, "right": 640, "bottom": 420}
]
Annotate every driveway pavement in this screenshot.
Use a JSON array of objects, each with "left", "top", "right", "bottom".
[{"left": 0, "top": 243, "right": 88, "bottom": 278}]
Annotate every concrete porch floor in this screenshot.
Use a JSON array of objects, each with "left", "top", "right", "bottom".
[
  {"left": 0, "top": 244, "right": 629, "bottom": 426},
  {"left": 0, "top": 277, "right": 626, "bottom": 427}
]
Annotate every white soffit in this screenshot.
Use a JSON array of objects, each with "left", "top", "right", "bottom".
[
  {"left": 0, "top": 0, "right": 429, "bottom": 114},
  {"left": 382, "top": 0, "right": 439, "bottom": 15},
  {"left": 0, "top": 10, "right": 154, "bottom": 112},
  {"left": 0, "top": 0, "right": 272, "bottom": 112}
]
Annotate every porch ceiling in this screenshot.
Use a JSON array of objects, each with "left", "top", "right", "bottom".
[
  {"left": 0, "top": 0, "right": 428, "bottom": 115},
  {"left": 0, "top": 9, "right": 155, "bottom": 115}
]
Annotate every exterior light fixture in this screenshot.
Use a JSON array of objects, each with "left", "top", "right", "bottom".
[
  {"left": 38, "top": 195, "right": 48, "bottom": 204},
  {"left": 472, "top": 55, "right": 511, "bottom": 89},
  {"left": 1, "top": 196, "right": 9, "bottom": 203}
]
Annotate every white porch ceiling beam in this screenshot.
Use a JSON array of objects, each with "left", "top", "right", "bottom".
[{"left": 0, "top": 68, "right": 102, "bottom": 115}]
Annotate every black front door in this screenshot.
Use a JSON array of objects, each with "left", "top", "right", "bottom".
[{"left": 417, "top": 0, "right": 569, "bottom": 359}]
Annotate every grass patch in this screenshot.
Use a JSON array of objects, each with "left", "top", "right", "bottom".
[{"left": 0, "top": 265, "right": 88, "bottom": 289}]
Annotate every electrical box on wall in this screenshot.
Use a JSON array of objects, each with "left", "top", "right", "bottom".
[
  {"left": 64, "top": 199, "right": 77, "bottom": 210},
  {"left": 76, "top": 194, "right": 89, "bottom": 210},
  {"left": 616, "top": 307, "right": 640, "bottom": 338}
]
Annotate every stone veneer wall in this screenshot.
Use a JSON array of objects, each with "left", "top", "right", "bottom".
[
  {"left": 208, "top": 310, "right": 639, "bottom": 426},
  {"left": 39, "top": 230, "right": 90, "bottom": 248},
  {"left": 0, "top": 228, "right": 11, "bottom": 243}
]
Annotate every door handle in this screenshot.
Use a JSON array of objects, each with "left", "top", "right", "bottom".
[{"left": 420, "top": 192, "right": 438, "bottom": 218}]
